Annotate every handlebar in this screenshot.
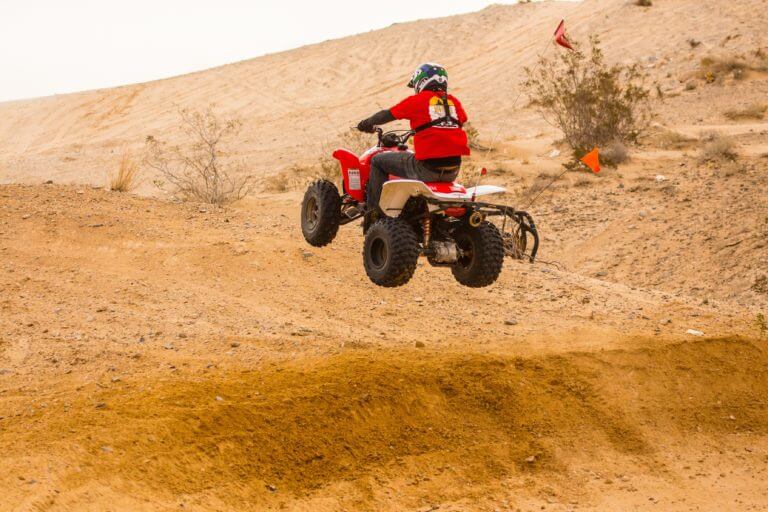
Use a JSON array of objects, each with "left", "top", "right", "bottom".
[{"left": 375, "top": 127, "right": 414, "bottom": 148}]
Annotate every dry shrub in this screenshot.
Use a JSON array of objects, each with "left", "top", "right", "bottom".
[
  {"left": 463, "top": 122, "right": 492, "bottom": 151},
  {"left": 110, "top": 151, "right": 139, "bottom": 192},
  {"left": 263, "top": 129, "right": 375, "bottom": 193},
  {"left": 524, "top": 36, "right": 650, "bottom": 165},
  {"left": 334, "top": 128, "right": 372, "bottom": 155},
  {"left": 754, "top": 275, "right": 768, "bottom": 295},
  {"left": 699, "top": 54, "right": 768, "bottom": 83},
  {"left": 724, "top": 104, "right": 767, "bottom": 121},
  {"left": 573, "top": 175, "right": 595, "bottom": 187},
  {"left": 698, "top": 131, "right": 738, "bottom": 162},
  {"left": 145, "top": 107, "right": 254, "bottom": 205},
  {"left": 602, "top": 141, "right": 629, "bottom": 166},
  {"left": 635, "top": 0, "right": 652, "bottom": 6},
  {"left": 262, "top": 164, "right": 332, "bottom": 193},
  {"left": 756, "top": 313, "right": 767, "bottom": 339},
  {"left": 457, "top": 164, "right": 484, "bottom": 185},
  {"left": 647, "top": 128, "right": 694, "bottom": 150}
]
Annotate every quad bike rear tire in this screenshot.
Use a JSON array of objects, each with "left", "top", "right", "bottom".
[
  {"left": 451, "top": 221, "right": 504, "bottom": 288},
  {"left": 301, "top": 179, "right": 341, "bottom": 247},
  {"left": 363, "top": 217, "right": 420, "bottom": 287}
]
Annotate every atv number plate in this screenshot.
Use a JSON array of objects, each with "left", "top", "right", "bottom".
[{"left": 348, "top": 169, "right": 361, "bottom": 191}]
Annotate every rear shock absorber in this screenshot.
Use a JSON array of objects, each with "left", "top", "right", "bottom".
[{"left": 422, "top": 214, "right": 431, "bottom": 248}]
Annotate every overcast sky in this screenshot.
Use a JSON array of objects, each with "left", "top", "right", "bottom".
[{"left": 0, "top": 0, "right": 533, "bottom": 103}]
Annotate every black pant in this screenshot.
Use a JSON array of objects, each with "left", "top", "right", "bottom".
[{"left": 367, "top": 152, "right": 459, "bottom": 213}]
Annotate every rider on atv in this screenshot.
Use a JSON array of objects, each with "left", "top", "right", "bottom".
[{"left": 357, "top": 63, "right": 470, "bottom": 226}]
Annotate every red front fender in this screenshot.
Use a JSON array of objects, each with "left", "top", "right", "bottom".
[{"left": 332, "top": 149, "right": 360, "bottom": 169}]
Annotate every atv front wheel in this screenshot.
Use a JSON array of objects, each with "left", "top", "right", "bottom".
[
  {"left": 301, "top": 179, "right": 341, "bottom": 247},
  {"left": 363, "top": 217, "right": 420, "bottom": 287},
  {"left": 451, "top": 221, "right": 504, "bottom": 288}
]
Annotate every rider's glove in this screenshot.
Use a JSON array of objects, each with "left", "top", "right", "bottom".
[{"left": 357, "top": 119, "right": 375, "bottom": 133}]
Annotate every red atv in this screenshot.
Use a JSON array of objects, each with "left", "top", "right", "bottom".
[{"left": 301, "top": 128, "right": 539, "bottom": 288}]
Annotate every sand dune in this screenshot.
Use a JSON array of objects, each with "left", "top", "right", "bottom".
[{"left": 0, "top": 0, "right": 765, "bottom": 187}]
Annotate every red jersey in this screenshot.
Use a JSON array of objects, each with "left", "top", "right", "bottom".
[{"left": 389, "top": 91, "right": 470, "bottom": 161}]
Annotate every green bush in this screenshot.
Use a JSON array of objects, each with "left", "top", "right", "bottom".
[{"left": 524, "top": 36, "right": 651, "bottom": 166}]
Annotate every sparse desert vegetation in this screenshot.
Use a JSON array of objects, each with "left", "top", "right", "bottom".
[
  {"left": 698, "top": 53, "right": 768, "bottom": 83},
  {"left": 698, "top": 131, "right": 738, "bottom": 162},
  {"left": 724, "top": 104, "right": 767, "bottom": 120},
  {"left": 109, "top": 150, "right": 139, "bottom": 192},
  {"left": 524, "top": 36, "right": 650, "bottom": 165},
  {"left": 262, "top": 128, "right": 370, "bottom": 192},
  {"left": 464, "top": 121, "right": 492, "bottom": 151},
  {"left": 145, "top": 108, "right": 254, "bottom": 205},
  {"left": 647, "top": 128, "right": 695, "bottom": 150}
]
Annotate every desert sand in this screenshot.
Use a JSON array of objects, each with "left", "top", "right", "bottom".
[{"left": 1, "top": 0, "right": 767, "bottom": 510}]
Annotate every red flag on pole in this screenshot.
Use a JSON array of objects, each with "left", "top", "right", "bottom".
[
  {"left": 580, "top": 148, "right": 601, "bottom": 173},
  {"left": 554, "top": 20, "right": 574, "bottom": 50}
]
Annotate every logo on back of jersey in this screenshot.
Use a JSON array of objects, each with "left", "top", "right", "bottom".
[{"left": 428, "top": 96, "right": 459, "bottom": 129}]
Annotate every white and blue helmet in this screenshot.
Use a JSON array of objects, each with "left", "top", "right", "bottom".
[{"left": 407, "top": 63, "right": 448, "bottom": 93}]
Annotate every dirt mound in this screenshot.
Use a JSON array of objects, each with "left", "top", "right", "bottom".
[{"left": 3, "top": 337, "right": 766, "bottom": 509}]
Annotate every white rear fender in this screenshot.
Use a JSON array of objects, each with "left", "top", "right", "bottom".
[{"left": 379, "top": 180, "right": 506, "bottom": 215}]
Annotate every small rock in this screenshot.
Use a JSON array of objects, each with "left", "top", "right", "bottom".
[
  {"left": 163, "top": 343, "right": 174, "bottom": 350},
  {"left": 230, "top": 341, "right": 241, "bottom": 348},
  {"left": 655, "top": 175, "right": 667, "bottom": 182},
  {"left": 660, "top": 319, "right": 672, "bottom": 325},
  {"left": 525, "top": 455, "right": 536, "bottom": 463},
  {"left": 686, "top": 329, "right": 704, "bottom": 337},
  {"left": 111, "top": 377, "right": 121, "bottom": 383},
  {"left": 95, "top": 402, "right": 107, "bottom": 409},
  {"left": 266, "top": 484, "right": 277, "bottom": 492},
  {"left": 414, "top": 297, "right": 424, "bottom": 303},
  {"left": 101, "top": 446, "right": 113, "bottom": 453},
  {"left": 548, "top": 149, "right": 561, "bottom": 158},
  {"left": 415, "top": 341, "right": 425, "bottom": 348},
  {"left": 215, "top": 395, "right": 224, "bottom": 402},
  {"left": 595, "top": 271, "right": 608, "bottom": 278},
  {"left": 22, "top": 214, "right": 31, "bottom": 220},
  {"left": 178, "top": 333, "right": 187, "bottom": 339},
  {"left": 504, "top": 319, "right": 518, "bottom": 326}
]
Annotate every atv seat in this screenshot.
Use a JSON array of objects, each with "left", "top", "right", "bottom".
[{"left": 388, "top": 175, "right": 466, "bottom": 195}]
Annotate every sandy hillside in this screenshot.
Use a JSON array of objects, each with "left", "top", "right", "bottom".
[
  {"left": 1, "top": 0, "right": 768, "bottom": 510},
  {"left": 0, "top": 0, "right": 766, "bottom": 188}
]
